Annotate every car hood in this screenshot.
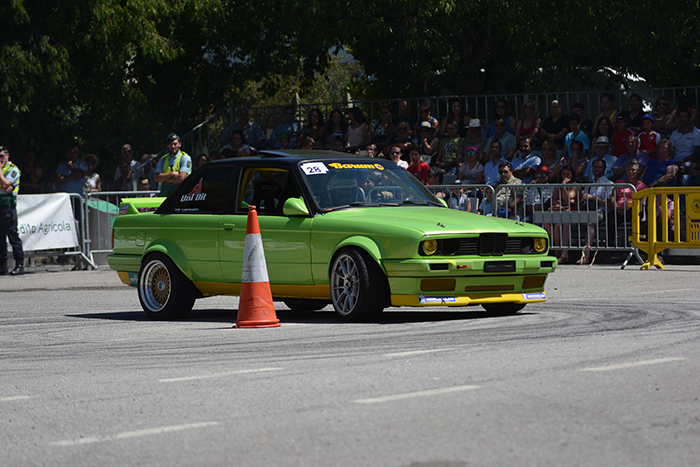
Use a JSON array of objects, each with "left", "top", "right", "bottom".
[{"left": 316, "top": 206, "right": 546, "bottom": 237}]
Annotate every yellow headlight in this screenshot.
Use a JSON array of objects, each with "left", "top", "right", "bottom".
[
  {"left": 533, "top": 237, "right": 547, "bottom": 253},
  {"left": 422, "top": 239, "right": 438, "bottom": 255}
]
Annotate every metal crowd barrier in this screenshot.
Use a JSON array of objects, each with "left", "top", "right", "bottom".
[
  {"left": 428, "top": 182, "right": 646, "bottom": 266},
  {"left": 81, "top": 190, "right": 161, "bottom": 264},
  {"left": 631, "top": 187, "right": 700, "bottom": 270},
  {"left": 58, "top": 184, "right": 689, "bottom": 269}
]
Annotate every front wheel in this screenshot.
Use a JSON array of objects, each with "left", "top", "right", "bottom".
[
  {"left": 330, "top": 248, "right": 388, "bottom": 321},
  {"left": 481, "top": 303, "right": 526, "bottom": 316},
  {"left": 138, "top": 253, "right": 196, "bottom": 320}
]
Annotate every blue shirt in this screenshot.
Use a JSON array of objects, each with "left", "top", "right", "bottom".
[
  {"left": 270, "top": 120, "right": 301, "bottom": 149},
  {"left": 56, "top": 159, "right": 88, "bottom": 195},
  {"left": 564, "top": 131, "right": 591, "bottom": 155},
  {"left": 643, "top": 158, "right": 678, "bottom": 187},
  {"left": 512, "top": 152, "right": 541, "bottom": 184}
]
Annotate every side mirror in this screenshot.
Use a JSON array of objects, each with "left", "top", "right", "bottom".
[{"left": 282, "top": 197, "right": 310, "bottom": 216}]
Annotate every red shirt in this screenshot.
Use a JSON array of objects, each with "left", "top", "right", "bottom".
[
  {"left": 407, "top": 161, "right": 430, "bottom": 183},
  {"left": 639, "top": 131, "right": 661, "bottom": 158},
  {"left": 612, "top": 129, "right": 635, "bottom": 157}
]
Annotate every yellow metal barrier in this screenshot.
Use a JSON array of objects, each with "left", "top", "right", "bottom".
[{"left": 631, "top": 187, "right": 700, "bottom": 269}]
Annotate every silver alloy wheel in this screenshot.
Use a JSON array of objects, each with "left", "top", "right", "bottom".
[
  {"left": 330, "top": 253, "right": 360, "bottom": 316},
  {"left": 140, "top": 259, "right": 171, "bottom": 312}
]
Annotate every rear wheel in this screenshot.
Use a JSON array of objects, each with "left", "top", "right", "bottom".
[
  {"left": 282, "top": 299, "right": 329, "bottom": 311},
  {"left": 138, "top": 253, "right": 196, "bottom": 319},
  {"left": 481, "top": 303, "right": 526, "bottom": 316},
  {"left": 330, "top": 248, "right": 388, "bottom": 321}
]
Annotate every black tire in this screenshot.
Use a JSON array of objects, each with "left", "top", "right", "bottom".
[
  {"left": 138, "top": 253, "right": 196, "bottom": 320},
  {"left": 481, "top": 303, "right": 526, "bottom": 316},
  {"left": 282, "top": 299, "right": 329, "bottom": 311},
  {"left": 329, "top": 248, "right": 388, "bottom": 321}
]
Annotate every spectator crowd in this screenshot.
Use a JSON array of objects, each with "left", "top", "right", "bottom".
[{"left": 5, "top": 93, "right": 700, "bottom": 266}]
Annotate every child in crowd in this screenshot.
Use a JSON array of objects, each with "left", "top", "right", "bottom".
[
  {"left": 407, "top": 145, "right": 429, "bottom": 183},
  {"left": 278, "top": 134, "right": 291, "bottom": 150},
  {"left": 449, "top": 184, "right": 470, "bottom": 211},
  {"left": 639, "top": 114, "right": 661, "bottom": 159},
  {"left": 612, "top": 115, "right": 635, "bottom": 157}
]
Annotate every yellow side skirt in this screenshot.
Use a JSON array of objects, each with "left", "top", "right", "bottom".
[{"left": 391, "top": 291, "right": 547, "bottom": 307}]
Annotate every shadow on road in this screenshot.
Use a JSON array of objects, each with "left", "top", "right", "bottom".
[{"left": 69, "top": 307, "right": 534, "bottom": 324}]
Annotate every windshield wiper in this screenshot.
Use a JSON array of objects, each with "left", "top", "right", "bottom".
[{"left": 400, "top": 200, "right": 429, "bottom": 206}]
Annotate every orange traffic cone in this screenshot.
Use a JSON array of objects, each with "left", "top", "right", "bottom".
[{"left": 234, "top": 205, "right": 280, "bottom": 328}]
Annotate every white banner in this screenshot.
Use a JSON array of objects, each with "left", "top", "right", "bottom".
[{"left": 15, "top": 194, "right": 80, "bottom": 251}]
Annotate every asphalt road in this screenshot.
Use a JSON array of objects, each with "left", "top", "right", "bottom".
[{"left": 1, "top": 265, "right": 699, "bottom": 467}]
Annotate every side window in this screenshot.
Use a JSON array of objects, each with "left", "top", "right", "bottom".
[
  {"left": 172, "top": 166, "right": 233, "bottom": 213},
  {"left": 238, "top": 168, "right": 301, "bottom": 214}
]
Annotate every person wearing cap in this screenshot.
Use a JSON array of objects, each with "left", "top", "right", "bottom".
[
  {"left": 583, "top": 136, "right": 618, "bottom": 182},
  {"left": 416, "top": 121, "right": 440, "bottom": 160},
  {"left": 612, "top": 114, "right": 635, "bottom": 157},
  {"left": 0, "top": 145, "right": 24, "bottom": 275},
  {"left": 511, "top": 137, "right": 540, "bottom": 184},
  {"left": 639, "top": 113, "right": 661, "bottom": 159},
  {"left": 155, "top": 133, "right": 192, "bottom": 196},
  {"left": 278, "top": 134, "right": 291, "bottom": 150},
  {"left": 464, "top": 118, "right": 488, "bottom": 157}
]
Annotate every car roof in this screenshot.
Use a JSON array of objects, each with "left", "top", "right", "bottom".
[{"left": 208, "top": 149, "right": 379, "bottom": 164}]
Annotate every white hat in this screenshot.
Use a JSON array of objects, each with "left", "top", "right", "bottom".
[
  {"left": 595, "top": 136, "right": 610, "bottom": 146},
  {"left": 468, "top": 118, "right": 481, "bottom": 127}
]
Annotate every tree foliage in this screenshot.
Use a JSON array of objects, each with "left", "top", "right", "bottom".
[{"left": 1, "top": 0, "right": 698, "bottom": 171}]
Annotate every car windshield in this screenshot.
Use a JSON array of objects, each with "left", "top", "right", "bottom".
[{"left": 298, "top": 158, "right": 443, "bottom": 211}]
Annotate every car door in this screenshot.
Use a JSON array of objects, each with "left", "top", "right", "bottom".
[
  {"left": 160, "top": 164, "right": 234, "bottom": 284},
  {"left": 218, "top": 165, "right": 314, "bottom": 290}
]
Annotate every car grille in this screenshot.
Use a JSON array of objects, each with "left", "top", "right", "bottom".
[{"left": 456, "top": 234, "right": 537, "bottom": 256}]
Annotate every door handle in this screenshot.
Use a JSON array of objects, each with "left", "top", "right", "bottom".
[{"left": 223, "top": 223, "right": 235, "bottom": 230}]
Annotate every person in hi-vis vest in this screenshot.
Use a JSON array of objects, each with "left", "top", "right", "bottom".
[
  {"left": 155, "top": 133, "right": 192, "bottom": 196},
  {"left": 0, "top": 145, "right": 24, "bottom": 275}
]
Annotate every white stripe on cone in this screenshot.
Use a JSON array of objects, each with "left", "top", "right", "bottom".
[{"left": 242, "top": 233, "right": 269, "bottom": 283}]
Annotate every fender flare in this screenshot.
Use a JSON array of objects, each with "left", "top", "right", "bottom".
[
  {"left": 143, "top": 240, "right": 190, "bottom": 278},
  {"left": 332, "top": 236, "right": 386, "bottom": 274}
]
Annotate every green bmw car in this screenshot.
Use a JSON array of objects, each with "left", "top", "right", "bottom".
[{"left": 108, "top": 150, "right": 555, "bottom": 320}]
